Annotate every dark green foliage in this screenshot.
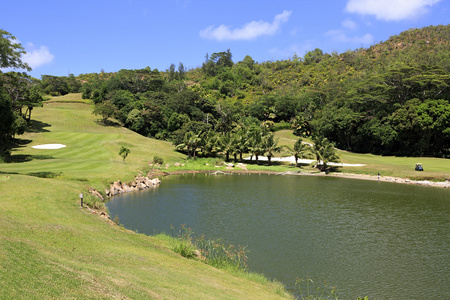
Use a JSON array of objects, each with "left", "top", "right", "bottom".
[
  {"left": 92, "top": 101, "right": 117, "bottom": 124},
  {"left": 1, "top": 30, "right": 45, "bottom": 161}
]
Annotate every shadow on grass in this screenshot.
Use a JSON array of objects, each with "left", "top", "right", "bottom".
[
  {"left": 95, "top": 119, "right": 122, "bottom": 127},
  {"left": 7, "top": 154, "right": 55, "bottom": 163},
  {"left": 27, "top": 171, "right": 62, "bottom": 178},
  {"left": 242, "top": 160, "right": 285, "bottom": 166},
  {"left": 25, "top": 120, "right": 51, "bottom": 133}
]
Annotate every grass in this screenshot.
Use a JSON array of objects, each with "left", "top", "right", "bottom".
[
  {"left": 274, "top": 130, "right": 450, "bottom": 181},
  {"left": 0, "top": 93, "right": 447, "bottom": 298},
  {"left": 0, "top": 94, "right": 292, "bottom": 299}
]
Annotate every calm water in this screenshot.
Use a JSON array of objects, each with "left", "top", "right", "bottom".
[{"left": 107, "top": 174, "right": 450, "bottom": 299}]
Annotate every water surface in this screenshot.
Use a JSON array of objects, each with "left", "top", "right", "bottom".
[{"left": 107, "top": 174, "right": 450, "bottom": 299}]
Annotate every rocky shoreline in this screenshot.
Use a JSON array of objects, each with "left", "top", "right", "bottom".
[
  {"left": 105, "top": 174, "right": 162, "bottom": 197},
  {"left": 162, "top": 169, "right": 450, "bottom": 189}
]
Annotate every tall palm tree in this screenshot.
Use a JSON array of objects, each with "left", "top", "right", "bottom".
[
  {"left": 247, "top": 126, "right": 264, "bottom": 163},
  {"left": 311, "top": 136, "right": 340, "bottom": 171},
  {"left": 202, "top": 131, "right": 220, "bottom": 157},
  {"left": 217, "top": 132, "right": 234, "bottom": 162},
  {"left": 177, "top": 131, "right": 201, "bottom": 159},
  {"left": 285, "top": 138, "right": 311, "bottom": 167},
  {"left": 263, "top": 133, "right": 282, "bottom": 164},
  {"left": 233, "top": 127, "right": 249, "bottom": 162}
]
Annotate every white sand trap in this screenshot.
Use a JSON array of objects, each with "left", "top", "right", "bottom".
[
  {"left": 32, "top": 144, "right": 67, "bottom": 149},
  {"left": 245, "top": 156, "right": 366, "bottom": 167}
]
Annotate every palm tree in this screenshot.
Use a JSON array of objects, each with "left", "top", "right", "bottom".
[
  {"left": 202, "top": 131, "right": 220, "bottom": 157},
  {"left": 177, "top": 131, "right": 201, "bottom": 159},
  {"left": 311, "top": 136, "right": 340, "bottom": 171},
  {"left": 285, "top": 138, "right": 311, "bottom": 167},
  {"left": 233, "top": 128, "right": 248, "bottom": 162},
  {"left": 247, "top": 126, "right": 264, "bottom": 163},
  {"left": 217, "top": 132, "right": 234, "bottom": 162},
  {"left": 263, "top": 133, "right": 282, "bottom": 164}
]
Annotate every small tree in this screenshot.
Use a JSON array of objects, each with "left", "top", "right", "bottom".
[{"left": 119, "top": 146, "right": 130, "bottom": 163}]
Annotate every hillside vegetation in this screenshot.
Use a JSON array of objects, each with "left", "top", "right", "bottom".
[{"left": 68, "top": 25, "right": 450, "bottom": 158}]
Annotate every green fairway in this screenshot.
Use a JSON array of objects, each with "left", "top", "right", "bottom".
[
  {"left": 274, "top": 130, "right": 450, "bottom": 181},
  {"left": 0, "top": 94, "right": 290, "bottom": 299}
]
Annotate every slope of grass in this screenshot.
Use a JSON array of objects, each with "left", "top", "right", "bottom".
[{"left": 0, "top": 94, "right": 291, "bottom": 299}]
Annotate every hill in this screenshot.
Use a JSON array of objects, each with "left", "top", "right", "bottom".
[{"left": 62, "top": 25, "right": 450, "bottom": 158}]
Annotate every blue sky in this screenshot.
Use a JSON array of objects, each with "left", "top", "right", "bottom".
[{"left": 2, "top": 0, "right": 449, "bottom": 78}]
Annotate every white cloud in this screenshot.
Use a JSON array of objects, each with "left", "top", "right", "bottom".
[
  {"left": 346, "top": 0, "right": 442, "bottom": 21},
  {"left": 342, "top": 19, "right": 358, "bottom": 30},
  {"left": 326, "top": 29, "right": 374, "bottom": 45},
  {"left": 200, "top": 10, "right": 292, "bottom": 41},
  {"left": 22, "top": 43, "right": 54, "bottom": 69}
]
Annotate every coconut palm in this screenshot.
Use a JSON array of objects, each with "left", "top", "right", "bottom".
[
  {"left": 177, "top": 131, "right": 201, "bottom": 159},
  {"left": 311, "top": 136, "right": 340, "bottom": 171},
  {"left": 285, "top": 138, "right": 311, "bottom": 167},
  {"left": 247, "top": 126, "right": 265, "bottom": 163},
  {"left": 263, "top": 133, "right": 282, "bottom": 164},
  {"left": 217, "top": 132, "right": 234, "bottom": 162},
  {"left": 202, "top": 131, "right": 220, "bottom": 157},
  {"left": 232, "top": 128, "right": 249, "bottom": 162}
]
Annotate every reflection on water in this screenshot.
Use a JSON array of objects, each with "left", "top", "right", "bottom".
[{"left": 107, "top": 174, "right": 450, "bottom": 299}]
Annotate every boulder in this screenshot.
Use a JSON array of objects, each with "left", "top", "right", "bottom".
[
  {"left": 151, "top": 178, "right": 161, "bottom": 185},
  {"left": 89, "top": 188, "right": 104, "bottom": 201}
]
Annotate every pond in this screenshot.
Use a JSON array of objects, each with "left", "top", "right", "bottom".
[{"left": 107, "top": 173, "right": 450, "bottom": 299}]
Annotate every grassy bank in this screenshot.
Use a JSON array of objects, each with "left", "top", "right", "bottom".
[{"left": 0, "top": 94, "right": 290, "bottom": 299}]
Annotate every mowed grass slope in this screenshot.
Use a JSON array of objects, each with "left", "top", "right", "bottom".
[
  {"left": 1, "top": 94, "right": 185, "bottom": 182},
  {"left": 0, "top": 94, "right": 290, "bottom": 299}
]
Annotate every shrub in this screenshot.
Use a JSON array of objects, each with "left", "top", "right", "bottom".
[{"left": 153, "top": 155, "right": 164, "bottom": 165}]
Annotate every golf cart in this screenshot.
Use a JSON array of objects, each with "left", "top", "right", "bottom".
[{"left": 415, "top": 163, "right": 424, "bottom": 171}]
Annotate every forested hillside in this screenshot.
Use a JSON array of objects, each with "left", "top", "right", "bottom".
[{"left": 3, "top": 25, "right": 448, "bottom": 160}]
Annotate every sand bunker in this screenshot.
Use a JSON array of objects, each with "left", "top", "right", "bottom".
[
  {"left": 245, "top": 156, "right": 366, "bottom": 167},
  {"left": 32, "top": 144, "right": 67, "bottom": 149}
]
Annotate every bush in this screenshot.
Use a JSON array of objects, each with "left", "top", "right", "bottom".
[{"left": 153, "top": 155, "right": 164, "bottom": 165}]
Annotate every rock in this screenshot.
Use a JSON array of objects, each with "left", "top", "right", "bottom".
[
  {"left": 105, "top": 189, "right": 110, "bottom": 197},
  {"left": 193, "top": 250, "right": 202, "bottom": 259},
  {"left": 151, "top": 178, "right": 161, "bottom": 185},
  {"left": 174, "top": 162, "right": 180, "bottom": 167},
  {"left": 89, "top": 188, "right": 104, "bottom": 201}
]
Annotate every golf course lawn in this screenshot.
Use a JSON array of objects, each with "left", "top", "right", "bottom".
[
  {"left": 1, "top": 93, "right": 448, "bottom": 299},
  {"left": 0, "top": 94, "right": 290, "bottom": 299}
]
